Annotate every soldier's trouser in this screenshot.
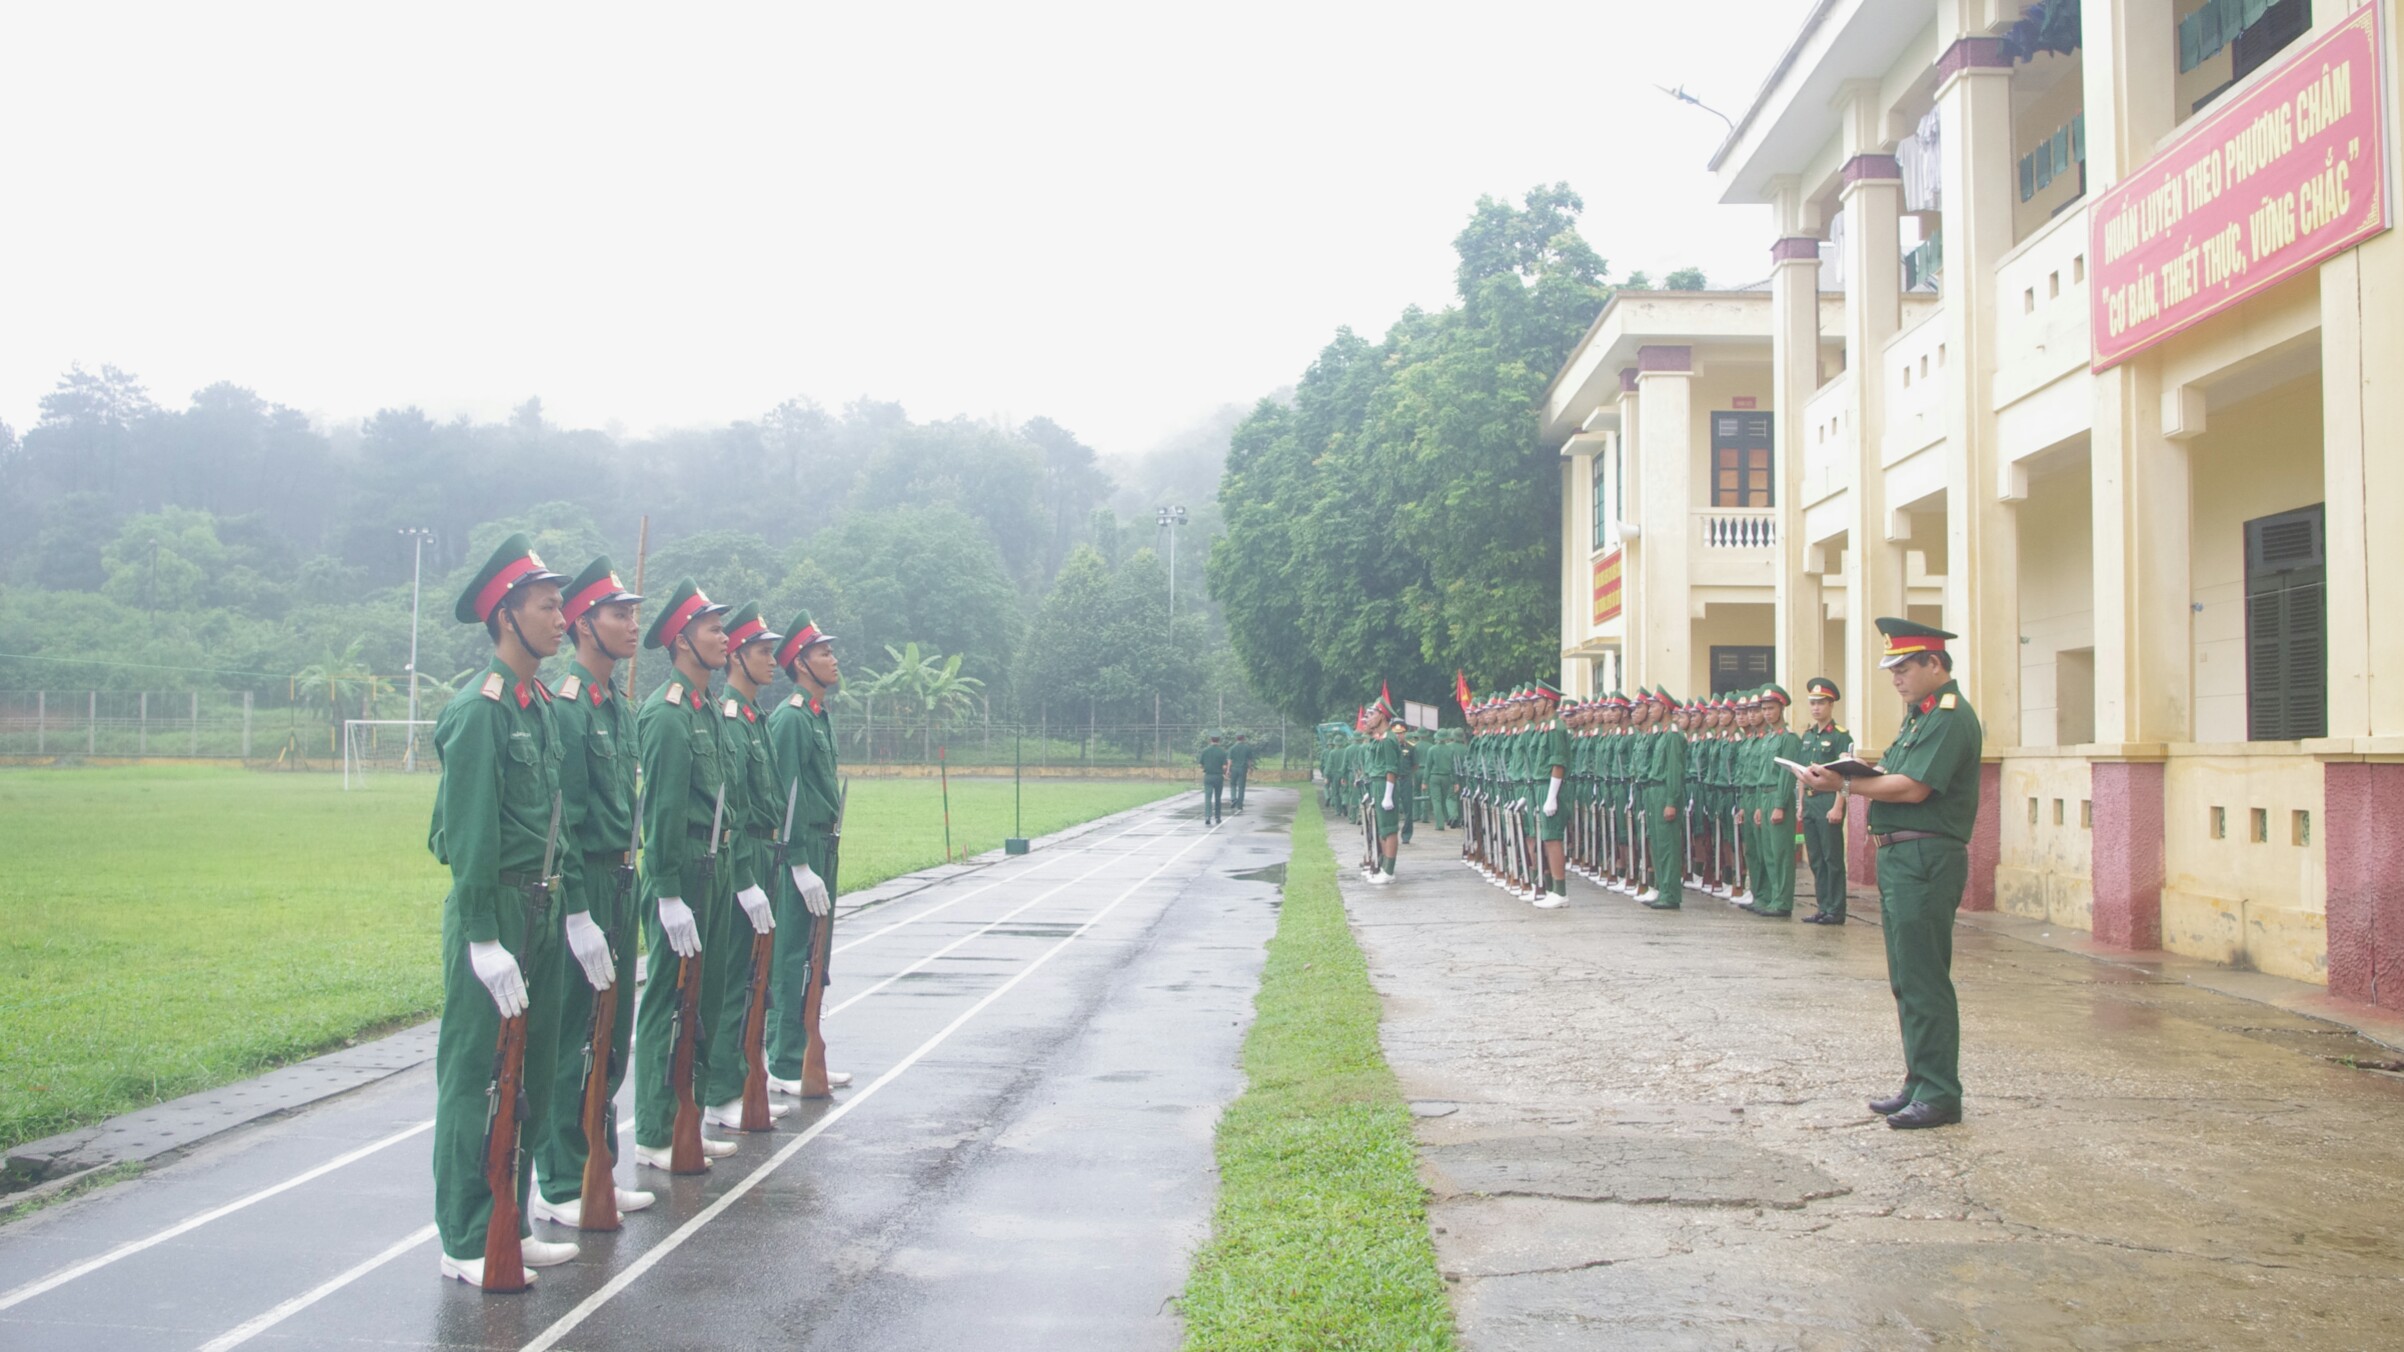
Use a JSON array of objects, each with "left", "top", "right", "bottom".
[
  {"left": 633, "top": 871, "right": 742, "bottom": 1149},
  {"left": 766, "top": 833, "right": 829, "bottom": 1081},
  {"left": 1803, "top": 794, "right": 1847, "bottom": 916},
  {"left": 1876, "top": 836, "right": 1965, "bottom": 1109},
  {"left": 1203, "top": 776, "right": 1224, "bottom": 822},
  {"left": 1535, "top": 782, "right": 1567, "bottom": 842},
  {"left": 534, "top": 861, "right": 640, "bottom": 1203},
  {"left": 1640, "top": 793, "right": 1679, "bottom": 888},
  {"left": 1429, "top": 774, "right": 1456, "bottom": 827},
  {"left": 433, "top": 885, "right": 562, "bottom": 1262},
  {"left": 1753, "top": 803, "right": 1797, "bottom": 913},
  {"left": 704, "top": 837, "right": 776, "bottom": 1108},
  {"left": 1230, "top": 767, "right": 1248, "bottom": 809}
]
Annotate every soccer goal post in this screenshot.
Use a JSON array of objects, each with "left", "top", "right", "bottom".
[{"left": 343, "top": 719, "right": 437, "bottom": 789}]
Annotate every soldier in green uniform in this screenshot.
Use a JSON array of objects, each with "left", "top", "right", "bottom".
[
  {"left": 1638, "top": 688, "right": 1687, "bottom": 908},
  {"left": 1228, "top": 733, "right": 1255, "bottom": 813},
  {"left": 529, "top": 557, "right": 655, "bottom": 1229},
  {"left": 1798, "top": 619, "right": 1982, "bottom": 1130},
  {"left": 1362, "top": 697, "right": 1404, "bottom": 885},
  {"left": 1529, "top": 682, "right": 1572, "bottom": 907},
  {"left": 1199, "top": 734, "right": 1228, "bottom": 825},
  {"left": 427, "top": 534, "right": 580, "bottom": 1286},
  {"left": 1397, "top": 726, "right": 1420, "bottom": 844},
  {"left": 1425, "top": 728, "right": 1457, "bottom": 831},
  {"left": 701, "top": 603, "right": 788, "bottom": 1130},
  {"left": 630, "top": 578, "right": 744, "bottom": 1171},
  {"left": 1800, "top": 678, "right": 1853, "bottom": 924},
  {"left": 1742, "top": 685, "right": 1804, "bottom": 918},
  {"left": 766, "top": 610, "right": 850, "bottom": 1096}
]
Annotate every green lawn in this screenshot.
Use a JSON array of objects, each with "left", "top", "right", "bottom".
[
  {"left": 0, "top": 766, "right": 1180, "bottom": 1159},
  {"left": 1180, "top": 791, "right": 1456, "bottom": 1351}
]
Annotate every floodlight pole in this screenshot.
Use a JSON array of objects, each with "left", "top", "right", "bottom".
[
  {"left": 400, "top": 528, "right": 434, "bottom": 770},
  {"left": 1156, "top": 505, "right": 1187, "bottom": 621}
]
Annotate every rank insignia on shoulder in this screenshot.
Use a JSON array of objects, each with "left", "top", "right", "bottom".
[
  {"left": 559, "top": 675, "right": 582, "bottom": 701},
  {"left": 665, "top": 681, "right": 685, "bottom": 705},
  {"left": 722, "top": 697, "right": 739, "bottom": 718},
  {"left": 1939, "top": 693, "right": 1958, "bottom": 710},
  {"left": 788, "top": 693, "right": 807, "bottom": 708},
  {"left": 480, "top": 672, "right": 506, "bottom": 701}
]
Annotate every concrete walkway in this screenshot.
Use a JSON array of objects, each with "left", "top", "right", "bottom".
[{"left": 1336, "top": 820, "right": 2404, "bottom": 1350}]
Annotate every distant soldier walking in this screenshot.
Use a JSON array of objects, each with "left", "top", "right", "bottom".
[
  {"left": 1199, "top": 735, "right": 1228, "bottom": 825},
  {"left": 1227, "top": 733, "right": 1255, "bottom": 812}
]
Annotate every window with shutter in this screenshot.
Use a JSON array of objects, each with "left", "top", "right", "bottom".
[
  {"left": 1711, "top": 412, "right": 1774, "bottom": 508},
  {"left": 1710, "top": 646, "right": 1775, "bottom": 696},
  {"left": 2243, "top": 504, "right": 2326, "bottom": 741}
]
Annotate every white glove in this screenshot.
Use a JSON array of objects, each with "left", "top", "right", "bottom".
[
  {"left": 467, "top": 940, "right": 529, "bottom": 1018},
  {"left": 1543, "top": 780, "right": 1561, "bottom": 816},
  {"left": 657, "top": 896, "right": 701, "bottom": 957},
  {"left": 791, "top": 864, "right": 832, "bottom": 918},
  {"left": 563, "top": 911, "right": 615, "bottom": 990},
  {"left": 1381, "top": 783, "right": 1396, "bottom": 811},
  {"left": 737, "top": 884, "right": 775, "bottom": 934}
]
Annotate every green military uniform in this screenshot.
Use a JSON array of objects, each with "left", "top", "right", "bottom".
[
  {"left": 1397, "top": 731, "right": 1419, "bottom": 843},
  {"left": 1801, "top": 677, "right": 1853, "bottom": 922},
  {"left": 709, "top": 603, "right": 785, "bottom": 1113},
  {"left": 765, "top": 609, "right": 841, "bottom": 1084},
  {"left": 1228, "top": 736, "right": 1255, "bottom": 811},
  {"left": 630, "top": 578, "right": 739, "bottom": 1155},
  {"left": 532, "top": 557, "right": 644, "bottom": 1209},
  {"left": 1747, "top": 685, "right": 1804, "bottom": 917},
  {"left": 1367, "top": 724, "right": 1403, "bottom": 840},
  {"left": 1641, "top": 689, "right": 1686, "bottom": 906},
  {"left": 428, "top": 536, "right": 568, "bottom": 1267},
  {"left": 1868, "top": 620, "right": 1983, "bottom": 1120},
  {"left": 1426, "top": 730, "right": 1458, "bottom": 829},
  {"left": 1199, "top": 739, "right": 1228, "bottom": 825}
]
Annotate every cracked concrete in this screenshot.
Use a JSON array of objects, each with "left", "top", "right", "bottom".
[{"left": 1336, "top": 821, "right": 2404, "bottom": 1350}]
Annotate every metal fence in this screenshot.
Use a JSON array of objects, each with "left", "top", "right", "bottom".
[{"left": 0, "top": 692, "right": 1302, "bottom": 774}]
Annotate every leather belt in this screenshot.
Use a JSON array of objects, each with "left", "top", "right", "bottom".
[
  {"left": 586, "top": 849, "right": 629, "bottom": 865},
  {"left": 1872, "top": 829, "right": 1946, "bottom": 849}
]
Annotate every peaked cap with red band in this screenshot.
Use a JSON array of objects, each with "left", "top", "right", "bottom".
[
  {"left": 559, "top": 555, "right": 643, "bottom": 627},
  {"left": 719, "top": 601, "right": 783, "bottom": 654},
  {"left": 775, "top": 609, "right": 835, "bottom": 669},
  {"left": 454, "top": 533, "right": 567, "bottom": 625},
  {"left": 643, "top": 576, "right": 730, "bottom": 651},
  {"left": 1877, "top": 616, "right": 1956, "bottom": 668}
]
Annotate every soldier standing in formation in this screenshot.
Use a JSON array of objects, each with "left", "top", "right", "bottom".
[
  {"left": 704, "top": 604, "right": 787, "bottom": 1131},
  {"left": 1741, "top": 685, "right": 1803, "bottom": 919},
  {"left": 428, "top": 535, "right": 578, "bottom": 1285},
  {"left": 1800, "top": 678, "right": 1852, "bottom": 924},
  {"left": 766, "top": 610, "right": 849, "bottom": 1097},
  {"left": 1361, "top": 697, "right": 1403, "bottom": 885},
  {"left": 531, "top": 556, "right": 654, "bottom": 1229},
  {"left": 1798, "top": 618, "right": 1982, "bottom": 1129}
]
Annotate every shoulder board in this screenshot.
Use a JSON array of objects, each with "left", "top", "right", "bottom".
[
  {"left": 480, "top": 672, "right": 506, "bottom": 701},
  {"left": 788, "top": 692, "right": 808, "bottom": 708},
  {"left": 558, "top": 674, "right": 582, "bottom": 701},
  {"left": 722, "top": 697, "right": 740, "bottom": 718},
  {"left": 1836, "top": 725, "right": 1847, "bottom": 733},
  {"left": 1939, "top": 693, "right": 1958, "bottom": 710},
  {"left": 664, "top": 681, "right": 685, "bottom": 706}
]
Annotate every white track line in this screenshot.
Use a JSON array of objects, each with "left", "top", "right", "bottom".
[
  {"left": 830, "top": 808, "right": 1170, "bottom": 956},
  {"left": 0, "top": 805, "right": 1178, "bottom": 1311},
  {"left": 192, "top": 1224, "right": 438, "bottom": 1352},
  {"left": 518, "top": 818, "right": 1222, "bottom": 1352},
  {"left": 0, "top": 1119, "right": 436, "bottom": 1313}
]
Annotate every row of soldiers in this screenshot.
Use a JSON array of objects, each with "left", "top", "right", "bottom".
[
  {"left": 427, "top": 534, "right": 851, "bottom": 1292},
  {"left": 1446, "top": 680, "right": 1854, "bottom": 918}
]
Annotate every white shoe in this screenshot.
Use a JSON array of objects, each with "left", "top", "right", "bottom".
[
  {"left": 530, "top": 1187, "right": 655, "bottom": 1224},
  {"left": 1634, "top": 887, "right": 1661, "bottom": 903},
  {"left": 522, "top": 1238, "right": 579, "bottom": 1268},
  {"left": 704, "top": 1099, "right": 790, "bottom": 1128},
  {"left": 439, "top": 1254, "right": 535, "bottom": 1287},
  {"left": 1365, "top": 870, "right": 1391, "bottom": 886},
  {"left": 1532, "top": 892, "right": 1567, "bottom": 909},
  {"left": 767, "top": 1074, "right": 804, "bottom": 1096},
  {"left": 614, "top": 1186, "right": 656, "bottom": 1213},
  {"left": 825, "top": 1069, "right": 854, "bottom": 1087},
  {"left": 634, "top": 1138, "right": 735, "bottom": 1171}
]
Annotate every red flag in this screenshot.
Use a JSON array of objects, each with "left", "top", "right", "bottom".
[{"left": 1454, "top": 669, "right": 1473, "bottom": 711}]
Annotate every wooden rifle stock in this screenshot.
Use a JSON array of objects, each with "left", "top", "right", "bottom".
[
  {"left": 668, "top": 953, "right": 707, "bottom": 1172},
  {"left": 738, "top": 930, "right": 776, "bottom": 1130},
  {"left": 575, "top": 982, "right": 621, "bottom": 1230},
  {"left": 480, "top": 1014, "right": 530, "bottom": 1292},
  {"left": 798, "top": 914, "right": 832, "bottom": 1098}
]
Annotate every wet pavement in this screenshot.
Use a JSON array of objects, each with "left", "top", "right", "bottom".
[
  {"left": 1337, "top": 820, "right": 2404, "bottom": 1351},
  {"left": 0, "top": 790, "right": 1290, "bottom": 1352}
]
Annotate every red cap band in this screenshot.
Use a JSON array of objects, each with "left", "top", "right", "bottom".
[
  {"left": 775, "top": 624, "right": 823, "bottom": 669},
  {"left": 561, "top": 574, "right": 622, "bottom": 625},
  {"left": 473, "top": 556, "right": 542, "bottom": 623},
  {"left": 724, "top": 616, "right": 767, "bottom": 649},
  {"left": 657, "top": 593, "right": 709, "bottom": 650}
]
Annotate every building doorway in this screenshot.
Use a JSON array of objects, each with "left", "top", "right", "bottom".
[{"left": 1711, "top": 645, "right": 1774, "bottom": 695}]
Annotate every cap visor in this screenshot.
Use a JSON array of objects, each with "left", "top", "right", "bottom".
[{"left": 1879, "top": 652, "right": 1913, "bottom": 669}]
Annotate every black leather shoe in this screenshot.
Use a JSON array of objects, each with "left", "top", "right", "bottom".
[
  {"left": 1886, "top": 1101, "right": 1962, "bottom": 1130},
  {"left": 1868, "top": 1089, "right": 1912, "bottom": 1115},
  {"left": 1735, "top": 902, "right": 1758, "bottom": 913}
]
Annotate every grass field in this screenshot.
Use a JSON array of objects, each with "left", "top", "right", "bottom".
[
  {"left": 0, "top": 766, "right": 1183, "bottom": 1159},
  {"left": 1180, "top": 791, "right": 1456, "bottom": 1351}
]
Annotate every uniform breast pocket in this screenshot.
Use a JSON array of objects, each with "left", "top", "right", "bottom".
[
  {"left": 587, "top": 729, "right": 617, "bottom": 763},
  {"left": 504, "top": 735, "right": 546, "bottom": 803}
]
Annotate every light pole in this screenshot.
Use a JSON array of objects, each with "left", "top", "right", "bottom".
[
  {"left": 399, "top": 528, "right": 435, "bottom": 770},
  {"left": 1155, "top": 505, "right": 1187, "bottom": 620}
]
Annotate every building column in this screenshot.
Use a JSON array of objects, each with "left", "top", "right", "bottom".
[
  {"left": 2323, "top": 760, "right": 2404, "bottom": 1013},
  {"left": 1631, "top": 348, "right": 1693, "bottom": 690},
  {"left": 1769, "top": 178, "right": 1825, "bottom": 695},
  {"left": 1836, "top": 84, "right": 1908, "bottom": 753},
  {"left": 2088, "top": 758, "right": 2165, "bottom": 947}
]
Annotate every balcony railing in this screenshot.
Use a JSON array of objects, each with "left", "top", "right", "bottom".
[{"left": 1695, "top": 509, "right": 1777, "bottom": 550}]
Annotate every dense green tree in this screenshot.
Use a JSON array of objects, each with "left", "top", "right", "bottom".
[{"left": 813, "top": 504, "right": 1021, "bottom": 686}]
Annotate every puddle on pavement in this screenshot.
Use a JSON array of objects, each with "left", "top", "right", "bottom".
[
  {"left": 2229, "top": 1022, "right": 2404, "bottom": 1072},
  {"left": 1229, "top": 863, "right": 1286, "bottom": 886}
]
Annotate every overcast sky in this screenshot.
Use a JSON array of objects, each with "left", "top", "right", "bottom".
[{"left": 1, "top": 1, "right": 1814, "bottom": 458}]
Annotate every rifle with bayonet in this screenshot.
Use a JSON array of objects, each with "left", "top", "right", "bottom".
[
  {"left": 477, "top": 791, "right": 558, "bottom": 1287},
  {"left": 799, "top": 778, "right": 844, "bottom": 1099},
  {"left": 577, "top": 787, "right": 638, "bottom": 1231},
  {"left": 668, "top": 781, "right": 725, "bottom": 1173},
  {"left": 738, "top": 778, "right": 799, "bottom": 1132}
]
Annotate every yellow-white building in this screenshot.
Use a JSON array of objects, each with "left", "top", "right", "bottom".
[{"left": 1554, "top": 0, "right": 2404, "bottom": 1011}]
